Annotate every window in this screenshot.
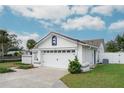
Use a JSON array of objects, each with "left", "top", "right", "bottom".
[
  {"left": 50, "top": 50, "right": 53, "bottom": 53},
  {"left": 54, "top": 50, "right": 57, "bottom": 53},
  {"left": 67, "top": 50, "right": 70, "bottom": 53},
  {"left": 72, "top": 50, "right": 75, "bottom": 53},
  {"left": 47, "top": 50, "right": 49, "bottom": 53},
  {"left": 43, "top": 50, "right": 46, "bottom": 53},
  {"left": 52, "top": 36, "right": 57, "bottom": 46},
  {"left": 62, "top": 50, "right": 66, "bottom": 53},
  {"left": 58, "top": 50, "right": 61, "bottom": 53}
]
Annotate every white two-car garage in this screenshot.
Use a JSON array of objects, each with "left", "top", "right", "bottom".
[
  {"left": 28, "top": 32, "right": 97, "bottom": 69},
  {"left": 42, "top": 49, "right": 76, "bottom": 69}
]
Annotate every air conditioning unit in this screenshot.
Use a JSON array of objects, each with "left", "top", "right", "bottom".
[{"left": 102, "top": 59, "right": 109, "bottom": 64}]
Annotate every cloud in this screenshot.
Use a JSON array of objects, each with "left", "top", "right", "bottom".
[
  {"left": 9, "top": 31, "right": 40, "bottom": 49},
  {"left": 114, "top": 6, "right": 124, "bottom": 13},
  {"left": 71, "top": 6, "right": 89, "bottom": 15},
  {"left": 8, "top": 6, "right": 72, "bottom": 21},
  {"left": 8, "top": 6, "right": 90, "bottom": 20},
  {"left": 108, "top": 20, "right": 124, "bottom": 31},
  {"left": 91, "top": 6, "right": 113, "bottom": 16},
  {"left": 91, "top": 5, "right": 124, "bottom": 16},
  {"left": 8, "top": 6, "right": 109, "bottom": 32},
  {"left": 62, "top": 15, "right": 106, "bottom": 31},
  {"left": 0, "top": 6, "right": 4, "bottom": 14}
]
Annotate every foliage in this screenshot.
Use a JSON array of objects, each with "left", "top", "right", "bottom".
[
  {"left": 26, "top": 39, "right": 36, "bottom": 49},
  {"left": 0, "top": 67, "right": 15, "bottom": 73},
  {"left": 106, "top": 33, "right": 124, "bottom": 52},
  {"left": 61, "top": 64, "right": 124, "bottom": 88},
  {"left": 14, "top": 51, "right": 22, "bottom": 56},
  {"left": 0, "top": 61, "right": 33, "bottom": 71},
  {"left": 17, "top": 64, "right": 33, "bottom": 69},
  {"left": 68, "top": 56, "right": 81, "bottom": 74},
  {"left": 106, "top": 40, "right": 119, "bottom": 52},
  {"left": 0, "top": 29, "right": 22, "bottom": 56},
  {"left": 15, "top": 62, "right": 34, "bottom": 69}
]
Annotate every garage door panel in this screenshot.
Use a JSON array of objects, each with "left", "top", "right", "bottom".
[{"left": 42, "top": 50, "right": 75, "bottom": 69}]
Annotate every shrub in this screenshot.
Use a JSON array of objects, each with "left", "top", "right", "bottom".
[
  {"left": 14, "top": 51, "right": 22, "bottom": 56},
  {"left": 68, "top": 56, "right": 81, "bottom": 74},
  {"left": 0, "top": 67, "right": 15, "bottom": 73}
]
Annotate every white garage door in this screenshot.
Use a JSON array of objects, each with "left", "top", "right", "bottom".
[{"left": 42, "top": 50, "right": 76, "bottom": 69}]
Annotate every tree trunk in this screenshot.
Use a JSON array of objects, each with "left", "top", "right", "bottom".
[{"left": 1, "top": 43, "right": 4, "bottom": 56}]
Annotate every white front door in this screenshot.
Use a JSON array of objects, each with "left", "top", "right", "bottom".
[{"left": 42, "top": 50, "right": 75, "bottom": 69}]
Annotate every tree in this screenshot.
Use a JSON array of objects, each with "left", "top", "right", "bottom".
[
  {"left": 26, "top": 39, "right": 36, "bottom": 50},
  {"left": 105, "top": 33, "right": 124, "bottom": 52},
  {"left": 0, "top": 30, "right": 9, "bottom": 56},
  {"left": 0, "top": 29, "right": 21, "bottom": 56},
  {"left": 68, "top": 56, "right": 81, "bottom": 74},
  {"left": 115, "top": 35, "right": 124, "bottom": 51},
  {"left": 106, "top": 40, "right": 119, "bottom": 52}
]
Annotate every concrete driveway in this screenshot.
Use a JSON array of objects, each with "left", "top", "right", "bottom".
[{"left": 0, "top": 67, "right": 68, "bottom": 88}]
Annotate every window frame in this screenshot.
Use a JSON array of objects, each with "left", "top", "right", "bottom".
[{"left": 52, "top": 35, "right": 57, "bottom": 46}]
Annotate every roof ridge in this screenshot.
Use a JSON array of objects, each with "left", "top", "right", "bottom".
[{"left": 50, "top": 31, "right": 86, "bottom": 44}]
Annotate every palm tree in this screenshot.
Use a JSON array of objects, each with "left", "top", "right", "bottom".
[{"left": 26, "top": 39, "right": 36, "bottom": 50}]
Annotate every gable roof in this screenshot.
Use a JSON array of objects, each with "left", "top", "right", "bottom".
[
  {"left": 35, "top": 32, "right": 98, "bottom": 49},
  {"left": 83, "top": 39, "right": 104, "bottom": 47}
]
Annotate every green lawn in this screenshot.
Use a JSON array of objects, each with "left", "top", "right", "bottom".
[
  {"left": 0, "top": 62, "right": 21, "bottom": 68},
  {"left": 61, "top": 64, "right": 124, "bottom": 88},
  {"left": 0, "top": 61, "right": 34, "bottom": 73}
]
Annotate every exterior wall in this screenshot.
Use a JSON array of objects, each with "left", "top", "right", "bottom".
[
  {"left": 32, "top": 50, "right": 42, "bottom": 66},
  {"left": 97, "top": 43, "right": 104, "bottom": 63},
  {"left": 82, "top": 46, "right": 95, "bottom": 67},
  {"left": 77, "top": 44, "right": 83, "bottom": 65},
  {"left": 22, "top": 55, "right": 32, "bottom": 64},
  {"left": 100, "top": 52, "right": 124, "bottom": 64},
  {"left": 36, "top": 34, "right": 77, "bottom": 49},
  {"left": 31, "top": 33, "right": 97, "bottom": 68},
  {"left": 32, "top": 34, "right": 78, "bottom": 67}
]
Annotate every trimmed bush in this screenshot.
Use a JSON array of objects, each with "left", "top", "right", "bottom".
[
  {"left": 68, "top": 56, "right": 81, "bottom": 74},
  {"left": 0, "top": 67, "right": 15, "bottom": 73}
]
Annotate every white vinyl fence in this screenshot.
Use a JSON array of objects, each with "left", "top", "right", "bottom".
[
  {"left": 100, "top": 52, "right": 124, "bottom": 64},
  {"left": 22, "top": 55, "right": 32, "bottom": 64}
]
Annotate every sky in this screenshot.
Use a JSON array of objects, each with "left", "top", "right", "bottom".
[{"left": 0, "top": 5, "right": 124, "bottom": 49}]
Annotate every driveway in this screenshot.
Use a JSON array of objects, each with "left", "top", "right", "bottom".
[{"left": 0, "top": 67, "right": 68, "bottom": 88}]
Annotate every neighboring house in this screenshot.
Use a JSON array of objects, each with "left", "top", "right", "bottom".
[
  {"left": 27, "top": 32, "right": 102, "bottom": 69},
  {"left": 83, "top": 39, "right": 105, "bottom": 63},
  {"left": 7, "top": 47, "right": 22, "bottom": 56}
]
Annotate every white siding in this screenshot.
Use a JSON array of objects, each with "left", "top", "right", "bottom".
[
  {"left": 37, "top": 34, "right": 77, "bottom": 49},
  {"left": 22, "top": 55, "right": 32, "bottom": 64},
  {"left": 31, "top": 32, "right": 97, "bottom": 69},
  {"left": 32, "top": 50, "right": 42, "bottom": 66},
  {"left": 82, "top": 46, "right": 95, "bottom": 67},
  {"left": 77, "top": 44, "right": 83, "bottom": 65},
  {"left": 96, "top": 43, "right": 104, "bottom": 63}
]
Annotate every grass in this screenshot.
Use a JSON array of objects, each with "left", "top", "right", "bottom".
[
  {"left": 0, "top": 61, "right": 34, "bottom": 73},
  {"left": 61, "top": 64, "right": 124, "bottom": 88},
  {"left": 0, "top": 67, "right": 15, "bottom": 73},
  {"left": 0, "top": 62, "right": 20, "bottom": 68},
  {"left": 16, "top": 63, "right": 34, "bottom": 69}
]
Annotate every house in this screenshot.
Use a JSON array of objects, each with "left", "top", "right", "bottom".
[
  {"left": 27, "top": 32, "right": 104, "bottom": 69},
  {"left": 83, "top": 39, "right": 105, "bottom": 63}
]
